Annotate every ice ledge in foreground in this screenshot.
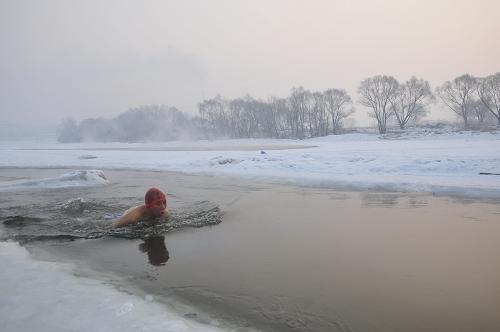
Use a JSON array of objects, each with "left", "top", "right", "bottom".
[{"left": 0, "top": 241, "right": 227, "bottom": 332}]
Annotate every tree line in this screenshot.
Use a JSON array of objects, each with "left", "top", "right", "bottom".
[
  {"left": 57, "top": 72, "right": 500, "bottom": 142},
  {"left": 358, "top": 72, "right": 500, "bottom": 134},
  {"left": 436, "top": 73, "right": 500, "bottom": 129},
  {"left": 198, "top": 87, "right": 353, "bottom": 139}
]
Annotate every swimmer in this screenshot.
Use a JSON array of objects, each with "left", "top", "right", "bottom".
[{"left": 112, "top": 188, "right": 169, "bottom": 228}]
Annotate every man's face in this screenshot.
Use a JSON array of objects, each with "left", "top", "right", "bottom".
[{"left": 150, "top": 199, "right": 167, "bottom": 217}]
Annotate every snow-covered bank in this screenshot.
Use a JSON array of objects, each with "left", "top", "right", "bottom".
[
  {"left": 1, "top": 130, "right": 499, "bottom": 198},
  {"left": 0, "top": 241, "right": 226, "bottom": 332},
  {"left": 0, "top": 170, "right": 109, "bottom": 191}
]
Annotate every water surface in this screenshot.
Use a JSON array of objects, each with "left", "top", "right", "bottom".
[{"left": 2, "top": 168, "right": 500, "bottom": 332}]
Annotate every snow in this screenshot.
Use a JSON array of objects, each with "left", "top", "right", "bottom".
[
  {"left": 1, "top": 130, "right": 499, "bottom": 198},
  {"left": 0, "top": 241, "right": 227, "bottom": 332},
  {"left": 0, "top": 170, "right": 109, "bottom": 191}
]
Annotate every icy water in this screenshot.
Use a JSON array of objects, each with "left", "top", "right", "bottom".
[{"left": 2, "top": 168, "right": 500, "bottom": 332}]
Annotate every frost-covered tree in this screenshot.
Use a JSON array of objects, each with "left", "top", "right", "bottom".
[
  {"left": 268, "top": 97, "right": 290, "bottom": 138},
  {"left": 358, "top": 75, "right": 399, "bottom": 134},
  {"left": 79, "top": 118, "right": 116, "bottom": 142},
  {"left": 228, "top": 95, "right": 270, "bottom": 138},
  {"left": 477, "top": 73, "right": 500, "bottom": 126},
  {"left": 198, "top": 95, "right": 230, "bottom": 137},
  {"left": 323, "top": 89, "right": 353, "bottom": 134},
  {"left": 114, "top": 105, "right": 190, "bottom": 141},
  {"left": 57, "top": 105, "right": 196, "bottom": 142},
  {"left": 436, "top": 74, "right": 477, "bottom": 128},
  {"left": 469, "top": 99, "right": 490, "bottom": 125},
  {"left": 390, "top": 77, "right": 433, "bottom": 129},
  {"left": 288, "top": 87, "right": 311, "bottom": 138},
  {"left": 309, "top": 92, "right": 328, "bottom": 137},
  {"left": 56, "top": 117, "right": 80, "bottom": 142}
]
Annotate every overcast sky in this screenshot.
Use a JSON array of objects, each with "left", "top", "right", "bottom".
[{"left": 1, "top": 0, "right": 499, "bottom": 126}]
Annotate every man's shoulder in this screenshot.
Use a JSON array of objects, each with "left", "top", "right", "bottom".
[{"left": 123, "top": 205, "right": 147, "bottom": 218}]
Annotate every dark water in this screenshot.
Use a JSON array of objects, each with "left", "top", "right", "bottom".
[
  {"left": 1, "top": 199, "right": 221, "bottom": 243},
  {"left": 2, "top": 168, "right": 500, "bottom": 332},
  {"left": 0, "top": 169, "right": 222, "bottom": 243}
]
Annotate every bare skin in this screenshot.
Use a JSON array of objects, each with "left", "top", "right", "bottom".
[{"left": 112, "top": 200, "right": 170, "bottom": 228}]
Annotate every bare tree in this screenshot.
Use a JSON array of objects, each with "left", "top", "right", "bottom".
[
  {"left": 469, "top": 99, "right": 489, "bottom": 125},
  {"left": 358, "top": 75, "right": 399, "bottom": 134},
  {"left": 390, "top": 77, "right": 433, "bottom": 129},
  {"left": 255, "top": 100, "right": 276, "bottom": 138},
  {"left": 288, "top": 87, "right": 311, "bottom": 138},
  {"left": 198, "top": 95, "right": 230, "bottom": 137},
  {"left": 228, "top": 97, "right": 248, "bottom": 137},
  {"left": 436, "top": 74, "right": 477, "bottom": 128},
  {"left": 309, "top": 92, "right": 328, "bottom": 137},
  {"left": 268, "top": 97, "right": 290, "bottom": 138},
  {"left": 477, "top": 73, "right": 500, "bottom": 126},
  {"left": 323, "top": 89, "right": 353, "bottom": 134}
]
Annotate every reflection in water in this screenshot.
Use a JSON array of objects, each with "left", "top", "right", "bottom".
[
  {"left": 407, "top": 196, "right": 428, "bottom": 208},
  {"left": 138, "top": 236, "right": 169, "bottom": 266},
  {"left": 361, "top": 193, "right": 430, "bottom": 209},
  {"left": 361, "top": 192, "right": 399, "bottom": 207}
]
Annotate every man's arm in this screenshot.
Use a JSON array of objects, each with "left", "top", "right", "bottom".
[{"left": 112, "top": 206, "right": 143, "bottom": 228}]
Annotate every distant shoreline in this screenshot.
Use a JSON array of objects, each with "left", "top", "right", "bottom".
[{"left": 11, "top": 144, "right": 317, "bottom": 152}]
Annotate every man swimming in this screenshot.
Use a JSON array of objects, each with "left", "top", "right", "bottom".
[{"left": 112, "top": 188, "right": 169, "bottom": 228}]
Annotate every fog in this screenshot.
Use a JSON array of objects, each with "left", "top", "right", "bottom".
[{"left": 1, "top": 0, "right": 499, "bottom": 129}]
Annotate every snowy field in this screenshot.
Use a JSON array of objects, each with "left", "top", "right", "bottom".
[
  {"left": 1, "top": 129, "right": 500, "bottom": 332},
  {"left": 1, "top": 129, "right": 499, "bottom": 198}
]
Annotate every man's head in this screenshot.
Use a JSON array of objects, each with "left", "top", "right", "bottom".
[{"left": 145, "top": 188, "right": 167, "bottom": 217}]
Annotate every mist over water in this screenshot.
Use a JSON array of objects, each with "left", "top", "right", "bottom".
[{"left": 0, "top": 123, "right": 56, "bottom": 142}]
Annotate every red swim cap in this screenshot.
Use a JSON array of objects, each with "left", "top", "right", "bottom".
[{"left": 145, "top": 188, "right": 167, "bottom": 208}]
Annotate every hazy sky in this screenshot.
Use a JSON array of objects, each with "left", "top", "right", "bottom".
[{"left": 1, "top": 0, "right": 499, "bottom": 126}]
